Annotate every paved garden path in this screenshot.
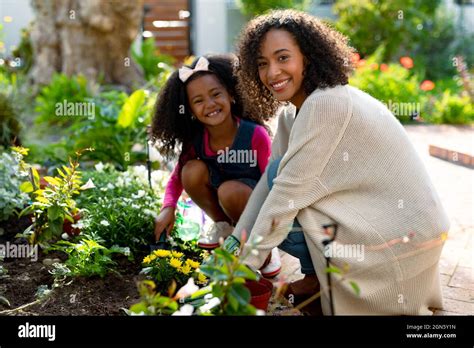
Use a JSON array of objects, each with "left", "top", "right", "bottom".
[{"left": 274, "top": 124, "right": 473, "bottom": 315}]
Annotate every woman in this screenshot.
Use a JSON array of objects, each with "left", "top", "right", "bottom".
[{"left": 223, "top": 10, "right": 450, "bottom": 315}]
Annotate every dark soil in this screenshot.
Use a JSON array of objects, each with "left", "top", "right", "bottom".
[{"left": 0, "top": 248, "right": 145, "bottom": 316}]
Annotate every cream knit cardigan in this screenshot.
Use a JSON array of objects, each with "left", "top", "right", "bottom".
[{"left": 233, "top": 85, "right": 450, "bottom": 315}]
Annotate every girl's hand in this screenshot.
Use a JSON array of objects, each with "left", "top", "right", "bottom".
[{"left": 154, "top": 207, "right": 176, "bottom": 241}]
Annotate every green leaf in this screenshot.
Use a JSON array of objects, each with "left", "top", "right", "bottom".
[
  {"left": 31, "top": 167, "right": 40, "bottom": 188},
  {"left": 349, "top": 281, "right": 360, "bottom": 296},
  {"left": 228, "top": 283, "right": 251, "bottom": 306},
  {"left": 19, "top": 181, "right": 34, "bottom": 193},
  {"left": 117, "top": 90, "right": 145, "bottom": 128},
  {"left": 234, "top": 264, "right": 258, "bottom": 280},
  {"left": 325, "top": 266, "right": 342, "bottom": 275},
  {"left": 47, "top": 206, "right": 62, "bottom": 221},
  {"left": 213, "top": 248, "right": 234, "bottom": 263},
  {"left": 43, "top": 176, "right": 61, "bottom": 186}
]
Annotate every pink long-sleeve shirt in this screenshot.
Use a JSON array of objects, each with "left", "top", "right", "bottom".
[{"left": 162, "top": 120, "right": 271, "bottom": 209}]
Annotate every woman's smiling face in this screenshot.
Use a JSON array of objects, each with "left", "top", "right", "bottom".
[{"left": 257, "top": 29, "right": 307, "bottom": 109}]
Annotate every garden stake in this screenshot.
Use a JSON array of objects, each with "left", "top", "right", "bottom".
[
  {"left": 322, "top": 223, "right": 338, "bottom": 316},
  {"left": 146, "top": 125, "right": 152, "bottom": 189}
]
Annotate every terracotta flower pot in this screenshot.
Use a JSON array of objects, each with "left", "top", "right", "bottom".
[
  {"left": 63, "top": 213, "right": 81, "bottom": 236},
  {"left": 245, "top": 277, "right": 273, "bottom": 311}
]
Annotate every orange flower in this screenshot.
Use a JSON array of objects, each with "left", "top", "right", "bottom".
[
  {"left": 420, "top": 80, "right": 435, "bottom": 91},
  {"left": 380, "top": 63, "right": 389, "bottom": 72},
  {"left": 357, "top": 59, "right": 366, "bottom": 68},
  {"left": 352, "top": 53, "right": 360, "bottom": 64},
  {"left": 370, "top": 63, "right": 379, "bottom": 70},
  {"left": 400, "top": 56, "right": 414, "bottom": 69}
]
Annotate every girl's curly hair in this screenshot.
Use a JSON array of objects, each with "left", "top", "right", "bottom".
[
  {"left": 235, "top": 9, "right": 355, "bottom": 118},
  {"left": 151, "top": 54, "right": 267, "bottom": 160}
]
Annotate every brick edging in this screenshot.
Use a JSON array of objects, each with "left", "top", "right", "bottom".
[{"left": 429, "top": 145, "right": 473, "bottom": 169}]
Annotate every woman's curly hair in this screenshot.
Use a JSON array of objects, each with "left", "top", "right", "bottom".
[
  {"left": 235, "top": 9, "right": 355, "bottom": 118},
  {"left": 151, "top": 54, "right": 267, "bottom": 160}
]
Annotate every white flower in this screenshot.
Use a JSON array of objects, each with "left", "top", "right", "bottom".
[
  {"left": 80, "top": 178, "right": 96, "bottom": 190},
  {"left": 100, "top": 220, "right": 110, "bottom": 226},
  {"left": 95, "top": 162, "right": 105, "bottom": 172},
  {"left": 107, "top": 183, "right": 115, "bottom": 190},
  {"left": 61, "top": 233, "right": 69, "bottom": 240},
  {"left": 131, "top": 143, "right": 144, "bottom": 152},
  {"left": 175, "top": 278, "right": 199, "bottom": 300},
  {"left": 148, "top": 143, "right": 162, "bottom": 162},
  {"left": 143, "top": 209, "right": 158, "bottom": 219},
  {"left": 131, "top": 204, "right": 140, "bottom": 209},
  {"left": 171, "top": 304, "right": 194, "bottom": 316},
  {"left": 132, "top": 190, "right": 146, "bottom": 199}
]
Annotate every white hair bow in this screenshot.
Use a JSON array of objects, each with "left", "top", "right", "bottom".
[{"left": 178, "top": 57, "right": 210, "bottom": 83}]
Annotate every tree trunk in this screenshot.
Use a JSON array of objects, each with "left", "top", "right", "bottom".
[{"left": 29, "top": 0, "right": 145, "bottom": 89}]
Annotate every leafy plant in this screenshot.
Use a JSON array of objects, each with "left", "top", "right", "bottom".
[
  {"left": 67, "top": 89, "right": 153, "bottom": 170},
  {"left": 237, "top": 0, "right": 310, "bottom": 16},
  {"left": 0, "top": 150, "right": 29, "bottom": 221},
  {"left": 34, "top": 73, "right": 93, "bottom": 125},
  {"left": 426, "top": 91, "right": 474, "bottom": 124},
  {"left": 132, "top": 38, "right": 174, "bottom": 81},
  {"left": 76, "top": 164, "right": 162, "bottom": 254},
  {"left": 48, "top": 239, "right": 130, "bottom": 278},
  {"left": 0, "top": 93, "right": 21, "bottom": 147},
  {"left": 124, "top": 280, "right": 178, "bottom": 316},
  {"left": 16, "top": 147, "right": 92, "bottom": 247},
  {"left": 195, "top": 245, "right": 259, "bottom": 315},
  {"left": 334, "top": 0, "right": 441, "bottom": 61},
  {"left": 140, "top": 249, "right": 207, "bottom": 294},
  {"left": 350, "top": 48, "right": 425, "bottom": 123}
]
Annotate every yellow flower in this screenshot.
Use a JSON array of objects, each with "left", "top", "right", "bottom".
[
  {"left": 179, "top": 264, "right": 192, "bottom": 275},
  {"left": 171, "top": 250, "right": 184, "bottom": 258},
  {"left": 186, "top": 259, "right": 200, "bottom": 269},
  {"left": 153, "top": 249, "right": 171, "bottom": 258},
  {"left": 169, "top": 257, "right": 182, "bottom": 269},
  {"left": 197, "top": 273, "right": 207, "bottom": 284},
  {"left": 142, "top": 254, "right": 157, "bottom": 264}
]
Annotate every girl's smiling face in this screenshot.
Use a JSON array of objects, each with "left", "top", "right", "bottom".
[
  {"left": 186, "top": 74, "right": 233, "bottom": 127},
  {"left": 257, "top": 29, "right": 307, "bottom": 109}
]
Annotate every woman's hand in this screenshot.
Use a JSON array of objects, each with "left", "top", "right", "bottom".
[{"left": 154, "top": 207, "right": 176, "bottom": 241}]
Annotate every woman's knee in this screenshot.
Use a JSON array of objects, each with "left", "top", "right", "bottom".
[{"left": 181, "top": 160, "right": 209, "bottom": 191}]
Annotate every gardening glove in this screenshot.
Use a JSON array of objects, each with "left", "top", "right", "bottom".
[
  {"left": 223, "top": 235, "right": 241, "bottom": 256},
  {"left": 201, "top": 235, "right": 241, "bottom": 267}
]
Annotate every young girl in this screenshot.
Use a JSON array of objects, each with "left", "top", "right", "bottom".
[
  {"left": 151, "top": 54, "right": 281, "bottom": 277},
  {"left": 227, "top": 10, "right": 450, "bottom": 315}
]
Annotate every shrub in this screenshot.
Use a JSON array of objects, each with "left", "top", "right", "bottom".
[
  {"left": 334, "top": 0, "right": 441, "bottom": 61},
  {"left": 350, "top": 49, "right": 425, "bottom": 123},
  {"left": 49, "top": 239, "right": 130, "bottom": 278},
  {"left": 77, "top": 164, "right": 163, "bottom": 254},
  {"left": 132, "top": 38, "right": 174, "bottom": 81},
  {"left": 17, "top": 147, "right": 92, "bottom": 247},
  {"left": 0, "top": 151, "right": 29, "bottom": 221},
  {"left": 67, "top": 89, "right": 154, "bottom": 170},
  {"left": 0, "top": 93, "right": 21, "bottom": 147},
  {"left": 426, "top": 91, "right": 474, "bottom": 125},
  {"left": 237, "top": 0, "right": 310, "bottom": 16},
  {"left": 34, "top": 73, "right": 93, "bottom": 125}
]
